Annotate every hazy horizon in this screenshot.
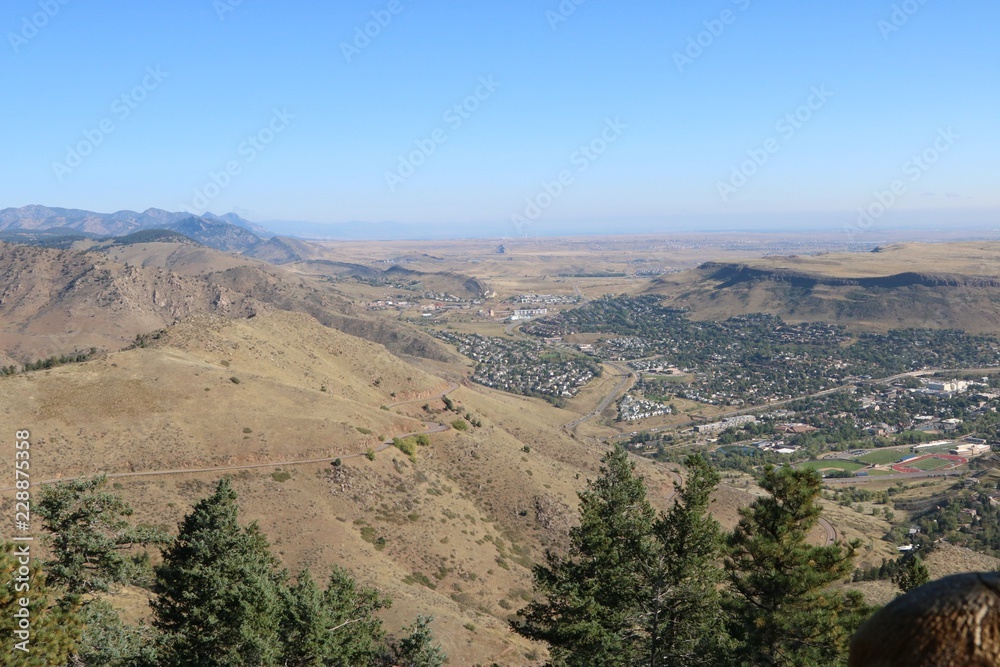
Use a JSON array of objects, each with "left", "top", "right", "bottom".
[{"left": 3, "top": 1, "right": 998, "bottom": 240}]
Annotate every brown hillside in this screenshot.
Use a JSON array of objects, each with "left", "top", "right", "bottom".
[
  {"left": 649, "top": 242, "right": 1000, "bottom": 332},
  {"left": 0, "top": 241, "right": 452, "bottom": 366},
  {"left": 0, "top": 309, "right": 685, "bottom": 664}
]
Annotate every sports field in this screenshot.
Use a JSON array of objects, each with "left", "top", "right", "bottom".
[
  {"left": 858, "top": 449, "right": 906, "bottom": 465},
  {"left": 798, "top": 460, "right": 864, "bottom": 473},
  {"left": 910, "top": 457, "right": 954, "bottom": 471},
  {"left": 891, "top": 453, "right": 967, "bottom": 473}
]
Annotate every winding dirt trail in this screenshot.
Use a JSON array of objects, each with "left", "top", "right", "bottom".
[{"left": 3, "top": 384, "right": 461, "bottom": 492}]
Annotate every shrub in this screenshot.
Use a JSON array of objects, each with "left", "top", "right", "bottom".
[
  {"left": 394, "top": 437, "right": 418, "bottom": 459},
  {"left": 229, "top": 376, "right": 241, "bottom": 384},
  {"left": 451, "top": 419, "right": 469, "bottom": 432}
]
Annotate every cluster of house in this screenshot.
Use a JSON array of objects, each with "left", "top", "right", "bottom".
[
  {"left": 510, "top": 294, "right": 580, "bottom": 305},
  {"left": 854, "top": 379, "right": 998, "bottom": 435},
  {"left": 627, "top": 358, "right": 685, "bottom": 375},
  {"left": 510, "top": 308, "right": 548, "bottom": 321},
  {"left": 602, "top": 336, "right": 653, "bottom": 360},
  {"left": 693, "top": 414, "right": 758, "bottom": 434},
  {"left": 617, "top": 394, "right": 672, "bottom": 422},
  {"left": 436, "top": 331, "right": 598, "bottom": 399},
  {"left": 366, "top": 299, "right": 413, "bottom": 311}
]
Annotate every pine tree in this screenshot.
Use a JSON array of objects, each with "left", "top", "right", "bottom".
[
  {"left": 280, "top": 567, "right": 390, "bottom": 667},
  {"left": 393, "top": 615, "right": 447, "bottom": 667},
  {"left": 513, "top": 445, "right": 657, "bottom": 666},
  {"left": 725, "top": 466, "right": 870, "bottom": 667},
  {"left": 891, "top": 553, "right": 930, "bottom": 593},
  {"left": 647, "top": 454, "right": 730, "bottom": 666},
  {"left": 152, "top": 478, "right": 286, "bottom": 667},
  {"left": 36, "top": 475, "right": 168, "bottom": 597},
  {"left": 0, "top": 541, "right": 81, "bottom": 666},
  {"left": 71, "top": 598, "right": 159, "bottom": 667}
]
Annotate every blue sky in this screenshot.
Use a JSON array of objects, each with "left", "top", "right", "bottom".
[{"left": 1, "top": 0, "right": 997, "bottom": 237}]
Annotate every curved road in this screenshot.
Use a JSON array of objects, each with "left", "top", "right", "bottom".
[
  {"left": 817, "top": 517, "right": 837, "bottom": 546},
  {"left": 563, "top": 361, "right": 636, "bottom": 431},
  {"left": 2, "top": 384, "right": 461, "bottom": 492}
]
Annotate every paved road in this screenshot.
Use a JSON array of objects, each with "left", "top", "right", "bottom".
[
  {"left": 822, "top": 470, "right": 963, "bottom": 485},
  {"left": 612, "top": 366, "right": 994, "bottom": 439},
  {"left": 563, "top": 361, "right": 636, "bottom": 431},
  {"left": 3, "top": 385, "right": 461, "bottom": 492},
  {"left": 817, "top": 517, "right": 837, "bottom": 546}
]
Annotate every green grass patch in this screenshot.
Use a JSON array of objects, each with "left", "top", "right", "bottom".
[
  {"left": 798, "top": 460, "right": 864, "bottom": 473},
  {"left": 858, "top": 449, "right": 907, "bottom": 465},
  {"left": 910, "top": 457, "right": 953, "bottom": 471},
  {"left": 271, "top": 470, "right": 291, "bottom": 482}
]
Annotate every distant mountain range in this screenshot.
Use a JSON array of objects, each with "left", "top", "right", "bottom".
[{"left": 0, "top": 205, "right": 273, "bottom": 252}]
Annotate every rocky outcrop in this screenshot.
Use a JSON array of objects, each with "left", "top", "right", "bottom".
[{"left": 850, "top": 572, "right": 1000, "bottom": 666}]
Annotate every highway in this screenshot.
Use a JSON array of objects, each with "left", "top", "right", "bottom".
[{"left": 563, "top": 361, "right": 636, "bottom": 431}]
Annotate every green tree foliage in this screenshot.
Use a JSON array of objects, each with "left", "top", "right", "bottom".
[
  {"left": 0, "top": 541, "right": 81, "bottom": 667},
  {"left": 724, "top": 466, "right": 870, "bottom": 667},
  {"left": 153, "top": 478, "right": 401, "bottom": 667},
  {"left": 152, "top": 478, "right": 287, "bottom": 667},
  {"left": 513, "top": 445, "right": 658, "bottom": 666},
  {"left": 280, "top": 567, "right": 390, "bottom": 667},
  {"left": 515, "top": 449, "right": 735, "bottom": 666},
  {"left": 391, "top": 615, "right": 447, "bottom": 667},
  {"left": 18, "top": 348, "right": 98, "bottom": 373},
  {"left": 891, "top": 553, "right": 930, "bottom": 593},
  {"left": 647, "top": 454, "right": 731, "bottom": 666},
  {"left": 36, "top": 476, "right": 167, "bottom": 596},
  {"left": 71, "top": 598, "right": 159, "bottom": 667}
]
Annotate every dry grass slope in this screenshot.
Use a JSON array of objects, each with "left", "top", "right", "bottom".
[{"left": 650, "top": 242, "right": 1000, "bottom": 332}]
